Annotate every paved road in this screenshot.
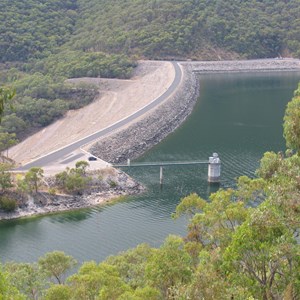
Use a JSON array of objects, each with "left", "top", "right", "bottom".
[{"left": 17, "top": 61, "right": 182, "bottom": 171}]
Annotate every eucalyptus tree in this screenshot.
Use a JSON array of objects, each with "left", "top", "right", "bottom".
[
  {"left": 284, "top": 84, "right": 300, "bottom": 154},
  {"left": 0, "top": 86, "right": 15, "bottom": 122},
  {"left": 24, "top": 167, "right": 44, "bottom": 193},
  {"left": 38, "top": 251, "right": 77, "bottom": 284}
]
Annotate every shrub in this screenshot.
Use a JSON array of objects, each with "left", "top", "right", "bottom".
[
  {"left": 109, "top": 180, "right": 117, "bottom": 188},
  {"left": 48, "top": 188, "right": 57, "bottom": 195},
  {"left": 0, "top": 196, "right": 17, "bottom": 212}
]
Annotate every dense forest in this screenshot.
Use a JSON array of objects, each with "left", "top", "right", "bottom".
[
  {"left": 0, "top": 0, "right": 300, "bottom": 142},
  {"left": 70, "top": 0, "right": 300, "bottom": 60},
  {"left": 2, "top": 0, "right": 300, "bottom": 62},
  {"left": 0, "top": 84, "right": 300, "bottom": 299}
]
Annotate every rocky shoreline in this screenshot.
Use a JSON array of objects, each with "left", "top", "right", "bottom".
[
  {"left": 90, "top": 59, "right": 300, "bottom": 163},
  {"left": 0, "top": 169, "right": 145, "bottom": 221},
  {"left": 2, "top": 59, "right": 299, "bottom": 221}
]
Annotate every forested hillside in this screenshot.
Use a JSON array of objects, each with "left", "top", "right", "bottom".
[
  {"left": 0, "top": 0, "right": 78, "bottom": 62},
  {"left": 0, "top": 0, "right": 300, "bottom": 145},
  {"left": 70, "top": 0, "right": 300, "bottom": 59},
  {"left": 2, "top": 0, "right": 300, "bottom": 61},
  {"left": 0, "top": 0, "right": 136, "bottom": 143}
]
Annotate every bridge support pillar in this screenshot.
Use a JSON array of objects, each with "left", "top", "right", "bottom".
[
  {"left": 160, "top": 166, "right": 163, "bottom": 185},
  {"left": 208, "top": 153, "right": 221, "bottom": 183},
  {"left": 127, "top": 159, "right": 131, "bottom": 166}
]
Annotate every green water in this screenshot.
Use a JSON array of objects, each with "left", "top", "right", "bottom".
[{"left": 0, "top": 71, "right": 299, "bottom": 263}]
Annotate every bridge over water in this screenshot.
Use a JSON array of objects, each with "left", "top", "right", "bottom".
[
  {"left": 112, "top": 153, "right": 221, "bottom": 184},
  {"left": 112, "top": 160, "right": 209, "bottom": 168}
]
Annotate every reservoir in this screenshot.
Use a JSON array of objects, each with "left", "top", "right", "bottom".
[{"left": 0, "top": 71, "right": 299, "bottom": 263}]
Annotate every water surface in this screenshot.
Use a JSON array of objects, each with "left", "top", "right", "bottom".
[{"left": 0, "top": 71, "right": 299, "bottom": 263}]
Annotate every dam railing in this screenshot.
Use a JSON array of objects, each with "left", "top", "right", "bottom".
[{"left": 112, "top": 153, "right": 221, "bottom": 184}]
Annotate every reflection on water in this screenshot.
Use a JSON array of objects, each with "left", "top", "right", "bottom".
[{"left": 0, "top": 71, "right": 299, "bottom": 263}]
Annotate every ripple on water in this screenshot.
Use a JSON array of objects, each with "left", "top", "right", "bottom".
[{"left": 0, "top": 71, "right": 299, "bottom": 263}]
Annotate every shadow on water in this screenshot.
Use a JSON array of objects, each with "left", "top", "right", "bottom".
[{"left": 48, "top": 209, "right": 94, "bottom": 223}]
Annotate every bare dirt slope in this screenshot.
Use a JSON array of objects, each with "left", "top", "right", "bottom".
[{"left": 10, "top": 61, "right": 175, "bottom": 165}]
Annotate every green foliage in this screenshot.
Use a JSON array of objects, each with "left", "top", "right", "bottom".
[
  {"left": 0, "top": 132, "right": 18, "bottom": 157},
  {"left": 0, "top": 196, "right": 16, "bottom": 212},
  {"left": 0, "top": 164, "right": 13, "bottom": 191},
  {"left": 63, "top": 172, "right": 90, "bottom": 193},
  {"left": 69, "top": 0, "right": 300, "bottom": 59},
  {"left": 16, "top": 174, "right": 30, "bottom": 194},
  {"left": 35, "top": 50, "right": 136, "bottom": 79},
  {"left": 0, "top": 267, "right": 25, "bottom": 300},
  {"left": 0, "top": 60, "right": 133, "bottom": 139},
  {"left": 48, "top": 188, "right": 57, "bottom": 195},
  {"left": 0, "top": 86, "right": 15, "bottom": 123},
  {"left": 0, "top": 0, "right": 78, "bottom": 62},
  {"left": 24, "top": 167, "right": 44, "bottom": 193},
  {"left": 187, "top": 249, "right": 240, "bottom": 300},
  {"left": 145, "top": 235, "right": 192, "bottom": 298},
  {"left": 284, "top": 84, "right": 300, "bottom": 153},
  {"left": 180, "top": 190, "right": 248, "bottom": 249},
  {"left": 68, "top": 261, "right": 132, "bottom": 300},
  {"left": 0, "top": 114, "right": 27, "bottom": 135},
  {"left": 172, "top": 192, "right": 206, "bottom": 219},
  {"left": 4, "top": 262, "right": 46, "bottom": 300},
  {"left": 44, "top": 284, "right": 72, "bottom": 300},
  {"left": 223, "top": 201, "right": 299, "bottom": 299},
  {"left": 75, "top": 160, "right": 89, "bottom": 175},
  {"left": 5, "top": 73, "right": 97, "bottom": 134},
  {"left": 118, "top": 286, "right": 161, "bottom": 300},
  {"left": 2, "top": 0, "right": 300, "bottom": 63},
  {"left": 55, "top": 164, "right": 92, "bottom": 194},
  {"left": 109, "top": 180, "right": 117, "bottom": 188},
  {"left": 256, "top": 151, "right": 283, "bottom": 179},
  {"left": 38, "top": 251, "right": 77, "bottom": 284},
  {"left": 106, "top": 243, "right": 155, "bottom": 289}
]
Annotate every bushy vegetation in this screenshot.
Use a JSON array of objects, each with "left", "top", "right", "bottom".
[
  {"left": 0, "top": 56, "right": 135, "bottom": 140},
  {"left": 0, "top": 0, "right": 136, "bottom": 143},
  {"left": 0, "top": 161, "right": 127, "bottom": 213},
  {"left": 0, "top": 0, "right": 78, "bottom": 62},
  {"left": 70, "top": 0, "right": 300, "bottom": 59},
  {"left": 1, "top": 80, "right": 299, "bottom": 300},
  {"left": 0, "top": 196, "right": 16, "bottom": 212},
  {"left": 33, "top": 50, "right": 137, "bottom": 79},
  {"left": 0, "top": 73, "right": 99, "bottom": 137},
  {"left": 55, "top": 161, "right": 92, "bottom": 194},
  {"left": 2, "top": 0, "right": 300, "bottom": 63}
]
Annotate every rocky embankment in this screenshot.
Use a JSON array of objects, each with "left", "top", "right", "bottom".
[
  {"left": 0, "top": 168, "right": 144, "bottom": 220},
  {"left": 187, "top": 58, "right": 300, "bottom": 73},
  {"left": 3, "top": 59, "right": 299, "bottom": 220},
  {"left": 90, "top": 63, "right": 200, "bottom": 163},
  {"left": 90, "top": 59, "right": 300, "bottom": 163}
]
